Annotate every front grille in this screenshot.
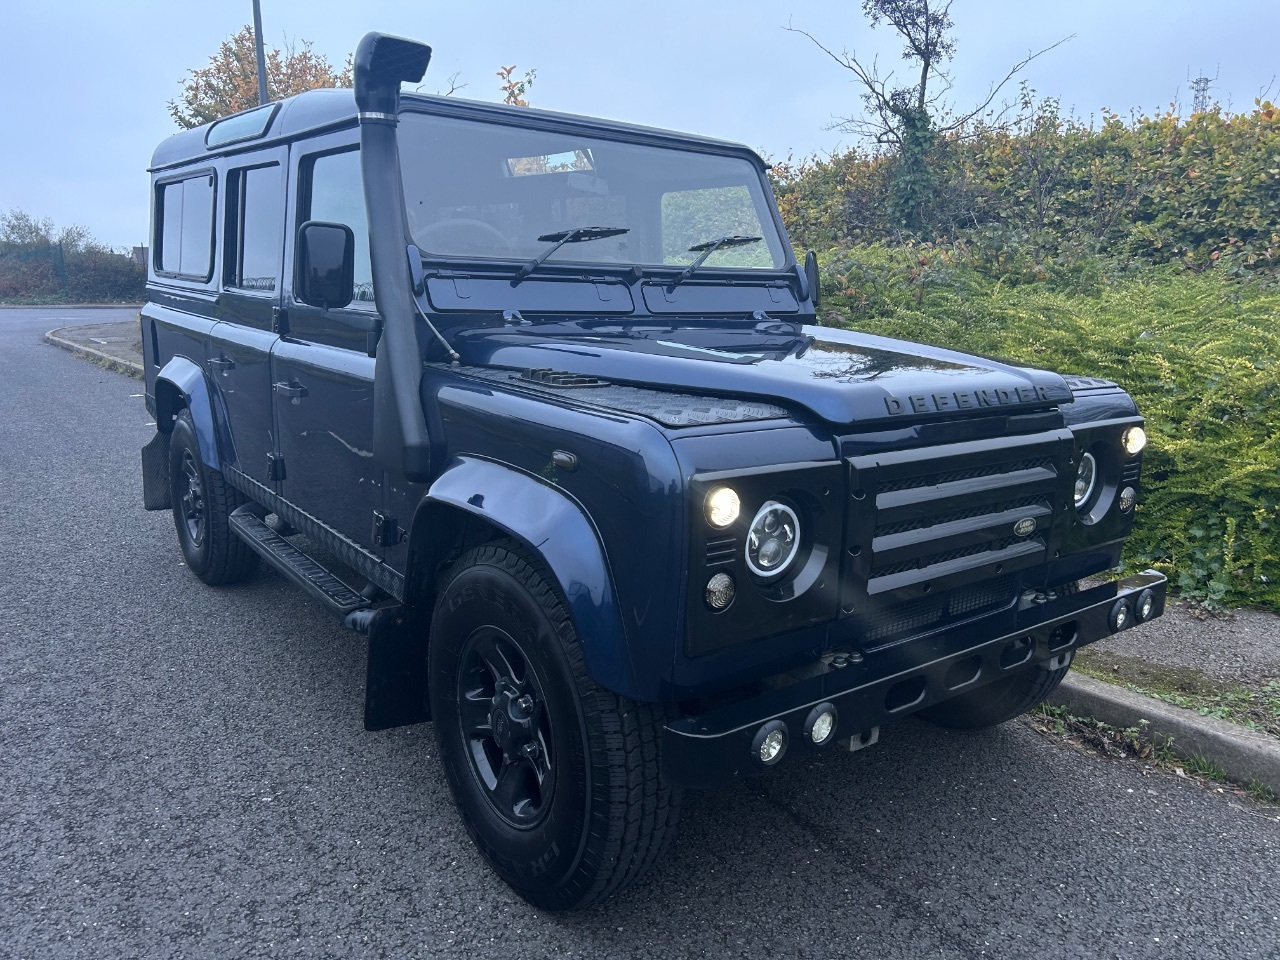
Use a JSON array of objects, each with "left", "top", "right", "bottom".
[
  {"left": 876, "top": 456, "right": 1054, "bottom": 493},
  {"left": 862, "top": 575, "right": 1017, "bottom": 643},
  {"left": 844, "top": 428, "right": 1070, "bottom": 645}
]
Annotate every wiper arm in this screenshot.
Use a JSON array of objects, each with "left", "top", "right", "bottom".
[
  {"left": 669, "top": 235, "right": 761, "bottom": 287},
  {"left": 511, "top": 225, "right": 629, "bottom": 286}
]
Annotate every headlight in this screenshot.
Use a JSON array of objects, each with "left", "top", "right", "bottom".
[
  {"left": 746, "top": 501, "right": 800, "bottom": 578},
  {"left": 705, "top": 486, "right": 740, "bottom": 528},
  {"left": 1074, "top": 453, "right": 1097, "bottom": 508},
  {"left": 1122, "top": 426, "right": 1147, "bottom": 456}
]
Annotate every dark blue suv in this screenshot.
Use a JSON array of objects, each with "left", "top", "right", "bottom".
[{"left": 140, "top": 33, "right": 1166, "bottom": 908}]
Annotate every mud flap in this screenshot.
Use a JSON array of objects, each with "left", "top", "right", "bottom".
[
  {"left": 364, "top": 605, "right": 431, "bottom": 731},
  {"left": 141, "top": 431, "right": 171, "bottom": 511}
]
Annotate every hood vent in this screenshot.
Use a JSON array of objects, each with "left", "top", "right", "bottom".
[{"left": 516, "top": 368, "right": 611, "bottom": 389}]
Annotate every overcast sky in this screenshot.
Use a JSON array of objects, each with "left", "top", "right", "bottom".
[{"left": 1, "top": 0, "right": 1273, "bottom": 249}]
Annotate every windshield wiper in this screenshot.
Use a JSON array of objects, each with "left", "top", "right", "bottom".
[
  {"left": 511, "top": 226, "right": 629, "bottom": 285},
  {"left": 669, "top": 235, "right": 761, "bottom": 287}
]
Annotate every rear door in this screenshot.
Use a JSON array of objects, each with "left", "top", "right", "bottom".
[
  {"left": 273, "top": 133, "right": 384, "bottom": 553},
  {"left": 207, "top": 148, "right": 287, "bottom": 490}
]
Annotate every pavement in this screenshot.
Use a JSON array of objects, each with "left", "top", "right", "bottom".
[{"left": 41, "top": 316, "right": 1280, "bottom": 798}]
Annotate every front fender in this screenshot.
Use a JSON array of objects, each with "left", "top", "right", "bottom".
[
  {"left": 420, "top": 456, "right": 636, "bottom": 698},
  {"left": 155, "top": 356, "right": 220, "bottom": 470}
]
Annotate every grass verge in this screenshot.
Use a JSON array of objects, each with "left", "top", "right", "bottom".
[{"left": 1027, "top": 704, "right": 1280, "bottom": 809}]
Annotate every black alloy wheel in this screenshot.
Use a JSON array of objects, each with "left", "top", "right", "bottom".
[
  {"left": 430, "top": 541, "right": 682, "bottom": 910},
  {"left": 167, "top": 410, "right": 260, "bottom": 586},
  {"left": 456, "top": 626, "right": 556, "bottom": 828}
]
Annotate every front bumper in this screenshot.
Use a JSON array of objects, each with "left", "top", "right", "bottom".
[{"left": 662, "top": 570, "right": 1166, "bottom": 789}]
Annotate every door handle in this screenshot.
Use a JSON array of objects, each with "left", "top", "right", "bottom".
[
  {"left": 209, "top": 356, "right": 235, "bottom": 374},
  {"left": 273, "top": 380, "right": 308, "bottom": 400}
]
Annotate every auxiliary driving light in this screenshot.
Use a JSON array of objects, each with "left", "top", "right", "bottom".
[
  {"left": 752, "top": 721, "right": 788, "bottom": 765},
  {"left": 1122, "top": 426, "right": 1148, "bottom": 456},
  {"left": 705, "top": 487, "right": 741, "bottom": 528},
  {"left": 705, "top": 572, "right": 736, "bottom": 611},
  {"left": 804, "top": 703, "right": 838, "bottom": 746},
  {"left": 1136, "top": 588, "right": 1156, "bottom": 622},
  {"left": 1110, "top": 598, "right": 1132, "bottom": 632}
]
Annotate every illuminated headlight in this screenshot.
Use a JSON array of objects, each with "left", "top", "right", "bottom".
[
  {"left": 746, "top": 501, "right": 801, "bottom": 578},
  {"left": 705, "top": 486, "right": 740, "bottom": 528},
  {"left": 1074, "top": 453, "right": 1097, "bottom": 508},
  {"left": 1122, "top": 426, "right": 1147, "bottom": 456}
]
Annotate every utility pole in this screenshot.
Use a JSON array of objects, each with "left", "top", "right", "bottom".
[{"left": 252, "top": 0, "right": 269, "bottom": 106}]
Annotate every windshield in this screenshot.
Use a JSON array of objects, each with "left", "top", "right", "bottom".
[{"left": 397, "top": 111, "right": 787, "bottom": 272}]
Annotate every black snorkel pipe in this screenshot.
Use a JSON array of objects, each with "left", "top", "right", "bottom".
[{"left": 354, "top": 32, "right": 434, "bottom": 483}]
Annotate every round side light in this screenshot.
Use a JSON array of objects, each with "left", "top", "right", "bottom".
[
  {"left": 705, "top": 572, "right": 736, "bottom": 611},
  {"left": 1122, "top": 426, "right": 1148, "bottom": 456},
  {"left": 705, "top": 487, "right": 741, "bottom": 528}
]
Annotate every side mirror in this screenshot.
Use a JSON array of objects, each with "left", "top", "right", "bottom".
[
  {"left": 297, "top": 221, "right": 355, "bottom": 309},
  {"left": 804, "top": 250, "right": 820, "bottom": 309}
]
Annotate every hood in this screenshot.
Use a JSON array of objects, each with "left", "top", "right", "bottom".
[{"left": 451, "top": 322, "right": 1074, "bottom": 427}]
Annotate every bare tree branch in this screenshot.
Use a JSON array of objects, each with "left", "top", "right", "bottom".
[{"left": 939, "top": 34, "right": 1074, "bottom": 132}]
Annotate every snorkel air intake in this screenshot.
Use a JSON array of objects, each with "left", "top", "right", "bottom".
[{"left": 354, "top": 32, "right": 434, "bottom": 482}]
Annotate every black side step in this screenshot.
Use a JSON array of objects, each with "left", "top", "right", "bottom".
[{"left": 229, "top": 506, "right": 370, "bottom": 615}]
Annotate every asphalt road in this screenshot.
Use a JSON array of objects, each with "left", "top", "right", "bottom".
[{"left": 2, "top": 307, "right": 1278, "bottom": 960}]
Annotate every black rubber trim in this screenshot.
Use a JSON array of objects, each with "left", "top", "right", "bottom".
[{"left": 222, "top": 465, "right": 406, "bottom": 601}]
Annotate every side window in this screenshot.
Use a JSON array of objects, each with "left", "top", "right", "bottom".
[
  {"left": 226, "top": 164, "right": 282, "bottom": 291},
  {"left": 303, "top": 150, "right": 373, "bottom": 303},
  {"left": 156, "top": 174, "right": 216, "bottom": 278}
]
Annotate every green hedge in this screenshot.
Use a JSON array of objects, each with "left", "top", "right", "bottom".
[{"left": 818, "top": 245, "right": 1280, "bottom": 609}]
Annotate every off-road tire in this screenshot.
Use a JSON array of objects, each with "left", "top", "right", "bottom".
[
  {"left": 919, "top": 657, "right": 1072, "bottom": 730},
  {"left": 429, "top": 541, "right": 682, "bottom": 910},
  {"left": 168, "top": 410, "right": 259, "bottom": 586}
]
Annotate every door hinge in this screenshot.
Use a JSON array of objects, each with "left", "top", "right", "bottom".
[
  {"left": 272, "top": 306, "right": 289, "bottom": 334},
  {"left": 267, "top": 452, "right": 286, "bottom": 482},
  {"left": 372, "top": 510, "right": 403, "bottom": 547}
]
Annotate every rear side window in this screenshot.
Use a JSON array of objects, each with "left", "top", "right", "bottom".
[
  {"left": 225, "top": 164, "right": 282, "bottom": 291},
  {"left": 302, "top": 150, "right": 373, "bottom": 303},
  {"left": 157, "top": 174, "right": 215, "bottom": 279}
]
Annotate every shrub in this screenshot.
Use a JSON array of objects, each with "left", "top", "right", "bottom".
[{"left": 819, "top": 248, "right": 1280, "bottom": 609}]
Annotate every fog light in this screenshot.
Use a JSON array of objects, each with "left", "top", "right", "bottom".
[
  {"left": 705, "top": 572, "right": 735, "bottom": 611},
  {"left": 1122, "top": 426, "right": 1147, "bottom": 456},
  {"left": 705, "top": 487, "right": 740, "bottom": 528},
  {"left": 752, "top": 721, "right": 788, "bottom": 765},
  {"left": 1110, "top": 599, "right": 1131, "bottom": 632},
  {"left": 1136, "top": 588, "right": 1156, "bottom": 621},
  {"left": 804, "top": 703, "right": 838, "bottom": 746},
  {"left": 1118, "top": 486, "right": 1137, "bottom": 513}
]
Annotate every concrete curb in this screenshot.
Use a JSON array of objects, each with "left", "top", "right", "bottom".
[
  {"left": 1048, "top": 673, "right": 1280, "bottom": 795},
  {"left": 44, "top": 327, "right": 144, "bottom": 380}
]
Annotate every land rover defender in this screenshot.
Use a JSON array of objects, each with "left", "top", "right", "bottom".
[{"left": 140, "top": 32, "right": 1166, "bottom": 908}]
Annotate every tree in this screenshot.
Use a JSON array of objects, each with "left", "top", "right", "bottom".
[
  {"left": 169, "top": 25, "right": 352, "bottom": 129},
  {"left": 786, "top": 1, "right": 1069, "bottom": 233},
  {"left": 496, "top": 65, "right": 537, "bottom": 107}
]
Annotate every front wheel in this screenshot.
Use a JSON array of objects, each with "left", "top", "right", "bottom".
[
  {"left": 918, "top": 656, "right": 1072, "bottom": 730},
  {"left": 429, "top": 542, "right": 681, "bottom": 910}
]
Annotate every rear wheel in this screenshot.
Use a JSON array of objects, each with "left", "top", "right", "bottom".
[
  {"left": 168, "top": 410, "right": 259, "bottom": 586},
  {"left": 429, "top": 541, "right": 681, "bottom": 910}
]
